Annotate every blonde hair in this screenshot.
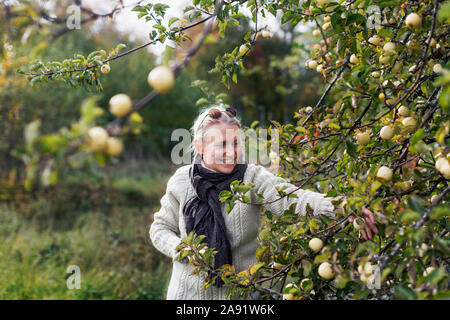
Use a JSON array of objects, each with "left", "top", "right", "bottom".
[{"left": 188, "top": 105, "right": 244, "bottom": 164}]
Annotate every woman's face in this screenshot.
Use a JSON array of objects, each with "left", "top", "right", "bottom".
[{"left": 195, "top": 123, "right": 242, "bottom": 174}]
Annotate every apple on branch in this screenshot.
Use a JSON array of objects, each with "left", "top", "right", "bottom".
[{"left": 147, "top": 65, "right": 175, "bottom": 93}]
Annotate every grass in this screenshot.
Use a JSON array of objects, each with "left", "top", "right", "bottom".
[{"left": 0, "top": 157, "right": 178, "bottom": 299}]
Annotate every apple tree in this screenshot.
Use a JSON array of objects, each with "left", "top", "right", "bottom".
[{"left": 9, "top": 0, "right": 450, "bottom": 299}]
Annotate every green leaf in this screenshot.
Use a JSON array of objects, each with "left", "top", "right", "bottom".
[
  {"left": 430, "top": 204, "right": 450, "bottom": 220},
  {"left": 394, "top": 285, "right": 418, "bottom": 300}
]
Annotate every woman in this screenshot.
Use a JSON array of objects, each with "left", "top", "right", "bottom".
[{"left": 149, "top": 105, "right": 378, "bottom": 300}]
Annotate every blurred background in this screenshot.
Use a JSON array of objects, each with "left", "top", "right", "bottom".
[{"left": 0, "top": 0, "right": 324, "bottom": 299}]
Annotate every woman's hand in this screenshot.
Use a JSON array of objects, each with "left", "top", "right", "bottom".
[
  {"left": 338, "top": 198, "right": 379, "bottom": 240},
  {"left": 349, "top": 206, "right": 379, "bottom": 240}
]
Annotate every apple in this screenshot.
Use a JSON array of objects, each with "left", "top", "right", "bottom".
[
  {"left": 147, "top": 65, "right": 175, "bottom": 93},
  {"left": 430, "top": 194, "right": 438, "bottom": 203},
  {"left": 101, "top": 64, "right": 110, "bottom": 74},
  {"left": 261, "top": 30, "right": 271, "bottom": 38},
  {"left": 379, "top": 54, "right": 390, "bottom": 65},
  {"left": 105, "top": 137, "right": 124, "bottom": 156},
  {"left": 380, "top": 126, "right": 394, "bottom": 140},
  {"left": 313, "top": 29, "right": 321, "bottom": 37},
  {"left": 356, "top": 131, "right": 370, "bottom": 145},
  {"left": 239, "top": 44, "right": 250, "bottom": 56},
  {"left": 429, "top": 38, "right": 437, "bottom": 48},
  {"left": 305, "top": 106, "right": 313, "bottom": 113},
  {"left": 273, "top": 262, "right": 283, "bottom": 270},
  {"left": 87, "top": 126, "right": 108, "bottom": 152},
  {"left": 386, "top": 99, "right": 396, "bottom": 106},
  {"left": 371, "top": 71, "right": 380, "bottom": 78},
  {"left": 109, "top": 93, "right": 132, "bottom": 117},
  {"left": 368, "top": 35, "right": 383, "bottom": 46},
  {"left": 308, "top": 60, "right": 318, "bottom": 70},
  {"left": 435, "top": 157, "right": 450, "bottom": 179},
  {"left": 308, "top": 238, "right": 324, "bottom": 253},
  {"left": 324, "top": 15, "right": 331, "bottom": 22},
  {"left": 282, "top": 293, "right": 295, "bottom": 300},
  {"left": 402, "top": 117, "right": 417, "bottom": 130},
  {"left": 318, "top": 262, "right": 334, "bottom": 280},
  {"left": 316, "top": 64, "right": 324, "bottom": 73},
  {"left": 322, "top": 22, "right": 332, "bottom": 31},
  {"left": 377, "top": 166, "right": 393, "bottom": 181},
  {"left": 353, "top": 217, "right": 365, "bottom": 230},
  {"left": 378, "top": 92, "right": 385, "bottom": 101},
  {"left": 350, "top": 54, "right": 359, "bottom": 65},
  {"left": 392, "top": 61, "right": 402, "bottom": 73},
  {"left": 383, "top": 42, "right": 396, "bottom": 52},
  {"left": 405, "top": 13, "right": 421, "bottom": 28},
  {"left": 433, "top": 64, "right": 444, "bottom": 74},
  {"left": 398, "top": 105, "right": 410, "bottom": 116}
]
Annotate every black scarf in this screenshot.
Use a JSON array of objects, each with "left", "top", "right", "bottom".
[{"left": 183, "top": 159, "right": 247, "bottom": 287}]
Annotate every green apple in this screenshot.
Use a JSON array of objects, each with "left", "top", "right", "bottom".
[
  {"left": 147, "top": 65, "right": 175, "bottom": 93},
  {"left": 433, "top": 64, "right": 444, "bottom": 74}
]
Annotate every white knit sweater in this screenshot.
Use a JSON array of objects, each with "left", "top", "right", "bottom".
[{"left": 149, "top": 163, "right": 337, "bottom": 300}]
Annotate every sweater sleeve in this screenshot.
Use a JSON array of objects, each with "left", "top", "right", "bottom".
[
  {"left": 149, "top": 175, "right": 183, "bottom": 262},
  {"left": 251, "top": 165, "right": 337, "bottom": 218}
]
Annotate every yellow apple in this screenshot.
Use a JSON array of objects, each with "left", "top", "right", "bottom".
[
  {"left": 383, "top": 42, "right": 396, "bottom": 52},
  {"left": 147, "top": 65, "right": 175, "bottom": 93},
  {"left": 109, "top": 93, "right": 132, "bottom": 117},
  {"left": 433, "top": 64, "right": 444, "bottom": 74},
  {"left": 378, "top": 92, "right": 385, "bottom": 100},
  {"left": 282, "top": 293, "right": 295, "bottom": 300},
  {"left": 435, "top": 157, "right": 450, "bottom": 179},
  {"left": 405, "top": 13, "right": 421, "bottom": 28},
  {"left": 380, "top": 126, "right": 394, "bottom": 140},
  {"left": 101, "top": 64, "right": 110, "bottom": 74},
  {"left": 371, "top": 71, "right": 380, "bottom": 78},
  {"left": 273, "top": 262, "right": 283, "bottom": 270},
  {"left": 377, "top": 166, "right": 393, "bottom": 181},
  {"left": 308, "top": 238, "right": 324, "bottom": 253},
  {"left": 318, "top": 262, "right": 334, "bottom": 280},
  {"left": 402, "top": 117, "right": 417, "bottom": 130},
  {"left": 368, "top": 35, "right": 383, "bottom": 46},
  {"left": 308, "top": 60, "right": 318, "bottom": 70},
  {"left": 356, "top": 131, "right": 370, "bottom": 145},
  {"left": 350, "top": 54, "right": 359, "bottom": 65},
  {"left": 305, "top": 106, "right": 313, "bottom": 113},
  {"left": 262, "top": 30, "right": 271, "bottom": 38},
  {"left": 87, "top": 126, "right": 108, "bottom": 152},
  {"left": 316, "top": 64, "right": 324, "bottom": 73},
  {"left": 386, "top": 99, "right": 396, "bottom": 106},
  {"left": 379, "top": 54, "right": 390, "bottom": 65},
  {"left": 105, "top": 137, "right": 124, "bottom": 156},
  {"left": 322, "top": 22, "right": 332, "bottom": 31},
  {"left": 398, "top": 105, "right": 410, "bottom": 116},
  {"left": 353, "top": 217, "right": 365, "bottom": 231}
]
